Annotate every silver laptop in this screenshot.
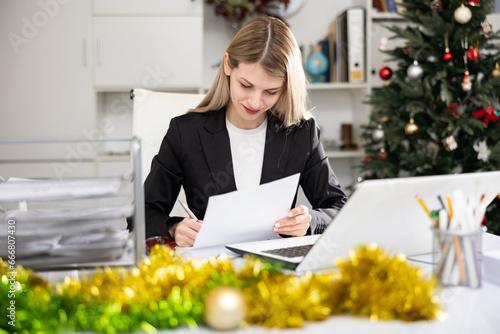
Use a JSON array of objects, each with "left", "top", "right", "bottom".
[{"left": 226, "top": 171, "right": 500, "bottom": 272}]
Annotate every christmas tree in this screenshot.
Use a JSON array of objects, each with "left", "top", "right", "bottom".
[{"left": 360, "top": 0, "right": 500, "bottom": 234}]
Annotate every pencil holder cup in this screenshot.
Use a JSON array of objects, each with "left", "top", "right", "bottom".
[{"left": 431, "top": 228, "right": 483, "bottom": 288}]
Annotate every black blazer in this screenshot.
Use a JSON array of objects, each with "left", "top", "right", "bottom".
[{"left": 144, "top": 108, "right": 347, "bottom": 238}]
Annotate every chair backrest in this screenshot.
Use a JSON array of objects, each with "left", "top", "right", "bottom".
[{"left": 131, "top": 88, "right": 205, "bottom": 217}]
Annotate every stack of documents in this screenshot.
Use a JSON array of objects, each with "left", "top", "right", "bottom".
[{"left": 0, "top": 177, "right": 133, "bottom": 269}]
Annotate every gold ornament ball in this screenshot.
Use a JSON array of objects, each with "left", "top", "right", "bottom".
[
  {"left": 492, "top": 63, "right": 500, "bottom": 77},
  {"left": 405, "top": 118, "right": 419, "bottom": 135},
  {"left": 204, "top": 286, "right": 247, "bottom": 331}
]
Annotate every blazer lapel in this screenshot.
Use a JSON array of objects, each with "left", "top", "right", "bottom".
[
  {"left": 199, "top": 108, "right": 237, "bottom": 194},
  {"left": 260, "top": 115, "right": 290, "bottom": 184}
]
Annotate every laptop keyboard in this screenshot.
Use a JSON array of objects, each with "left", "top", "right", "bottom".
[{"left": 262, "top": 244, "right": 313, "bottom": 258}]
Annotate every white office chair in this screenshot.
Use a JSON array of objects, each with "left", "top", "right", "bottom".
[{"left": 131, "top": 88, "right": 205, "bottom": 217}]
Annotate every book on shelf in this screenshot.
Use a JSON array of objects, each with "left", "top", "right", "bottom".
[
  {"left": 336, "top": 7, "right": 366, "bottom": 83},
  {"left": 327, "top": 18, "right": 338, "bottom": 83},
  {"left": 380, "top": 0, "right": 389, "bottom": 12},
  {"left": 318, "top": 39, "right": 331, "bottom": 83},
  {"left": 386, "top": 0, "right": 398, "bottom": 13},
  {"left": 372, "top": 0, "right": 385, "bottom": 13},
  {"left": 373, "top": 0, "right": 400, "bottom": 13}
]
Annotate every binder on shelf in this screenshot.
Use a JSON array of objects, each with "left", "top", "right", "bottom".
[
  {"left": 0, "top": 136, "right": 145, "bottom": 270},
  {"left": 336, "top": 7, "right": 366, "bottom": 83},
  {"left": 336, "top": 13, "right": 345, "bottom": 82}
]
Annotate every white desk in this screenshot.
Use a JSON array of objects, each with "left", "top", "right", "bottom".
[
  {"left": 42, "top": 233, "right": 500, "bottom": 334},
  {"left": 44, "top": 264, "right": 500, "bottom": 334},
  {"left": 72, "top": 281, "right": 499, "bottom": 334}
]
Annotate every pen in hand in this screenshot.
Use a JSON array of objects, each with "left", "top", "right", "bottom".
[{"left": 178, "top": 199, "right": 199, "bottom": 221}]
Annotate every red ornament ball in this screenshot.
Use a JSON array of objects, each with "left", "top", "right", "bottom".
[
  {"left": 379, "top": 65, "right": 393, "bottom": 81},
  {"left": 466, "top": 47, "right": 480, "bottom": 61},
  {"left": 430, "top": 0, "right": 443, "bottom": 11},
  {"left": 402, "top": 46, "right": 411, "bottom": 56},
  {"left": 468, "top": 0, "right": 480, "bottom": 6},
  {"left": 442, "top": 51, "right": 453, "bottom": 62},
  {"left": 363, "top": 156, "right": 373, "bottom": 165},
  {"left": 378, "top": 148, "right": 388, "bottom": 160}
]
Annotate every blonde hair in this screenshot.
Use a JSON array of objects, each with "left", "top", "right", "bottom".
[{"left": 191, "top": 16, "right": 311, "bottom": 127}]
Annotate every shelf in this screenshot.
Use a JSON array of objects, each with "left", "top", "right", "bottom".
[
  {"left": 325, "top": 150, "right": 364, "bottom": 159},
  {"left": 371, "top": 12, "right": 406, "bottom": 21},
  {"left": 97, "top": 154, "right": 130, "bottom": 162},
  {"left": 307, "top": 82, "right": 368, "bottom": 91}
]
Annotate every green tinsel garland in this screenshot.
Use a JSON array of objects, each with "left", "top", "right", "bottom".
[{"left": 0, "top": 244, "right": 442, "bottom": 333}]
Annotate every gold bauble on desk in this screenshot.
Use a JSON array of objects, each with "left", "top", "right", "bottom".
[{"left": 204, "top": 286, "right": 247, "bottom": 330}]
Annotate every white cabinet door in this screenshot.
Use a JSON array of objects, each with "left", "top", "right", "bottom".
[
  {"left": 94, "top": 17, "right": 203, "bottom": 90},
  {"left": 0, "top": 0, "right": 95, "bottom": 140}
]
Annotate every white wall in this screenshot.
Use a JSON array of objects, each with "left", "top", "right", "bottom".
[{"left": 203, "top": 1, "right": 357, "bottom": 87}]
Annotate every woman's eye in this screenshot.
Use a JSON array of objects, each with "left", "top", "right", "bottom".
[
  {"left": 266, "top": 91, "right": 278, "bottom": 96},
  {"left": 240, "top": 83, "right": 250, "bottom": 89}
]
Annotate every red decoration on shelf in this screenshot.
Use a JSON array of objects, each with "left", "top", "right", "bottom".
[
  {"left": 379, "top": 64, "right": 393, "bottom": 81},
  {"left": 473, "top": 107, "right": 500, "bottom": 124},
  {"left": 442, "top": 48, "right": 453, "bottom": 62},
  {"left": 466, "top": 46, "right": 480, "bottom": 61}
]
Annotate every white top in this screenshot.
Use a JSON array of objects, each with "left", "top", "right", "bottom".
[{"left": 226, "top": 117, "right": 267, "bottom": 190}]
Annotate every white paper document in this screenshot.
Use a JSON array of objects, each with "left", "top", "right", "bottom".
[
  {"left": 192, "top": 173, "right": 300, "bottom": 249},
  {"left": 0, "top": 177, "right": 125, "bottom": 202}
]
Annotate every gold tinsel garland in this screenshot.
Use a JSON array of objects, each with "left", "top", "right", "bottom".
[{"left": 0, "top": 244, "right": 442, "bottom": 333}]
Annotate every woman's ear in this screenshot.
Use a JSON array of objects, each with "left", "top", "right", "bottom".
[{"left": 223, "top": 52, "right": 232, "bottom": 76}]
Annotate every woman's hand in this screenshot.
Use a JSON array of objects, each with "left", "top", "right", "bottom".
[
  {"left": 169, "top": 218, "right": 203, "bottom": 247},
  {"left": 273, "top": 205, "right": 311, "bottom": 237}
]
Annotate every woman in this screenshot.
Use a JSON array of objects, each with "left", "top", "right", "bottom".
[{"left": 144, "top": 16, "right": 347, "bottom": 247}]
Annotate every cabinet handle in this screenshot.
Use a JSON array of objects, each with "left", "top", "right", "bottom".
[
  {"left": 82, "top": 39, "right": 89, "bottom": 67},
  {"left": 96, "top": 37, "right": 103, "bottom": 67}
]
